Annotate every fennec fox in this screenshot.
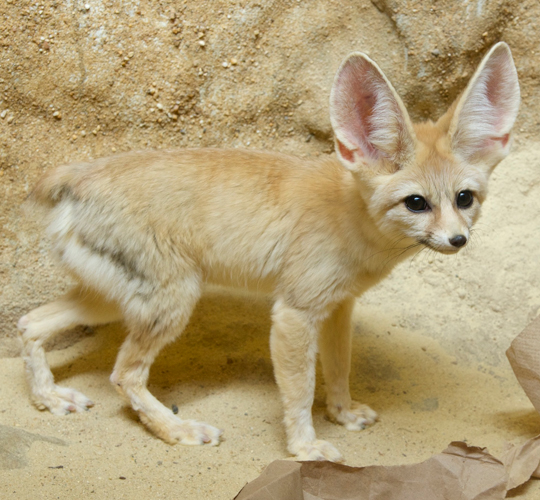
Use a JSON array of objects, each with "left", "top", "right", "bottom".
[{"left": 18, "top": 42, "right": 519, "bottom": 461}]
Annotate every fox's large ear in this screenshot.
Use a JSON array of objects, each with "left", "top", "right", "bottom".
[
  {"left": 449, "top": 42, "right": 520, "bottom": 169},
  {"left": 330, "top": 53, "right": 416, "bottom": 173}
]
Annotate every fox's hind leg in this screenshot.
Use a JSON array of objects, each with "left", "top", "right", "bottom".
[
  {"left": 18, "top": 285, "right": 121, "bottom": 414},
  {"left": 110, "top": 273, "right": 222, "bottom": 446}
]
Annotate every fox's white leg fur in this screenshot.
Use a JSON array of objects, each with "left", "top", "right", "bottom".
[
  {"left": 319, "top": 297, "right": 378, "bottom": 430},
  {"left": 109, "top": 275, "right": 222, "bottom": 447},
  {"left": 17, "top": 286, "right": 121, "bottom": 414},
  {"left": 270, "top": 299, "right": 342, "bottom": 462}
]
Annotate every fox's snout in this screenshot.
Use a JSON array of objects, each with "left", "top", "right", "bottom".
[
  {"left": 449, "top": 234, "right": 467, "bottom": 248},
  {"left": 427, "top": 227, "right": 470, "bottom": 254}
]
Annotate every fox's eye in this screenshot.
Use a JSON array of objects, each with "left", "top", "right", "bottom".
[
  {"left": 457, "top": 190, "right": 473, "bottom": 208},
  {"left": 405, "top": 195, "right": 429, "bottom": 212}
]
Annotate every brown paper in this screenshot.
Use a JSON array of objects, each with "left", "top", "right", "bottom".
[
  {"left": 507, "top": 315, "right": 540, "bottom": 413},
  {"left": 236, "top": 438, "right": 540, "bottom": 500},
  {"left": 504, "top": 314, "right": 540, "bottom": 486},
  {"left": 502, "top": 435, "right": 540, "bottom": 490},
  {"left": 234, "top": 460, "right": 304, "bottom": 500},
  {"left": 235, "top": 316, "right": 540, "bottom": 500}
]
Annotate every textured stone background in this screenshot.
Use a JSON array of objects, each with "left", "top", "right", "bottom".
[{"left": 1, "top": 1, "right": 539, "bottom": 348}]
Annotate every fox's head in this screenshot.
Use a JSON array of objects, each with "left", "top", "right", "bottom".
[{"left": 330, "top": 43, "right": 520, "bottom": 254}]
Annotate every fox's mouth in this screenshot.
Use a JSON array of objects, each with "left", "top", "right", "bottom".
[{"left": 420, "top": 239, "right": 463, "bottom": 255}]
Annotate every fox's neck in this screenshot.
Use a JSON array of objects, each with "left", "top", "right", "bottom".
[{"left": 337, "top": 171, "right": 418, "bottom": 291}]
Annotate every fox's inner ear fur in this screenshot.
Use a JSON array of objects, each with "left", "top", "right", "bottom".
[
  {"left": 330, "top": 53, "right": 416, "bottom": 173},
  {"left": 449, "top": 42, "right": 520, "bottom": 169}
]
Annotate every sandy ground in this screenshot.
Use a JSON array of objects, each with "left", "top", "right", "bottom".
[{"left": 1, "top": 142, "right": 540, "bottom": 498}]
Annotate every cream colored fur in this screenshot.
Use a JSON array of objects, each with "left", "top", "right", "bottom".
[{"left": 18, "top": 42, "right": 520, "bottom": 461}]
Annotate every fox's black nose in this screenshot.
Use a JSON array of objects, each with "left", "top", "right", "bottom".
[{"left": 449, "top": 235, "right": 467, "bottom": 248}]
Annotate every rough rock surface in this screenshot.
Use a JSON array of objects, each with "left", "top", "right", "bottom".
[{"left": 1, "top": 0, "right": 539, "bottom": 350}]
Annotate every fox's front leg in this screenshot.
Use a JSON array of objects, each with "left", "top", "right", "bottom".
[
  {"left": 319, "top": 297, "right": 378, "bottom": 431},
  {"left": 270, "top": 299, "right": 342, "bottom": 462}
]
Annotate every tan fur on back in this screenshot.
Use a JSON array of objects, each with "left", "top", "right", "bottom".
[{"left": 36, "top": 149, "right": 394, "bottom": 308}]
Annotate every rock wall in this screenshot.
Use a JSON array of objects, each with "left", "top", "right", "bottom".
[{"left": 1, "top": 0, "right": 539, "bottom": 355}]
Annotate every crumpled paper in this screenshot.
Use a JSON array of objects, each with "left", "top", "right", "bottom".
[
  {"left": 235, "top": 439, "right": 540, "bottom": 500},
  {"left": 234, "top": 316, "right": 540, "bottom": 500},
  {"left": 507, "top": 315, "right": 540, "bottom": 414},
  {"left": 501, "top": 435, "right": 540, "bottom": 491}
]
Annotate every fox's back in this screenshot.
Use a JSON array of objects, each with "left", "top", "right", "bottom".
[{"left": 35, "top": 149, "right": 364, "bottom": 303}]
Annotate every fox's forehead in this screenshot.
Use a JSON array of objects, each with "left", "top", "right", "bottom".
[
  {"left": 388, "top": 131, "right": 486, "bottom": 205},
  {"left": 415, "top": 137, "right": 460, "bottom": 188},
  {"left": 414, "top": 119, "right": 454, "bottom": 162}
]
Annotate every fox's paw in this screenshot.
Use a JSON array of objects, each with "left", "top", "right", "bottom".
[
  {"left": 147, "top": 416, "right": 223, "bottom": 446},
  {"left": 327, "top": 400, "right": 378, "bottom": 431},
  {"left": 292, "top": 439, "right": 343, "bottom": 462},
  {"left": 33, "top": 385, "right": 94, "bottom": 415}
]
